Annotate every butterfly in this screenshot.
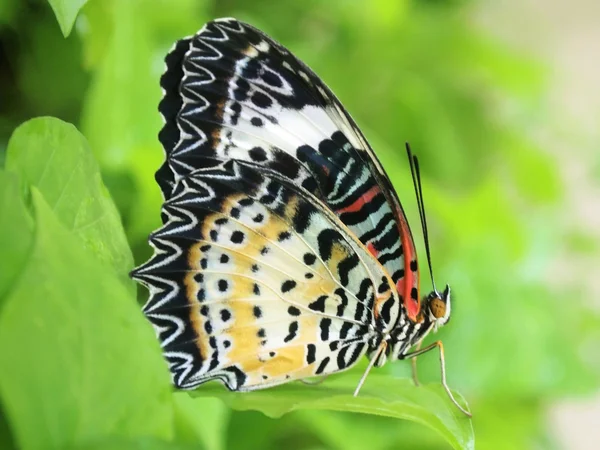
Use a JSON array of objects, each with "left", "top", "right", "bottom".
[{"left": 131, "top": 18, "right": 470, "bottom": 417}]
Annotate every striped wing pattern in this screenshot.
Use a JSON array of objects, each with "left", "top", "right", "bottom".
[
  {"left": 132, "top": 18, "right": 424, "bottom": 392},
  {"left": 133, "top": 161, "right": 398, "bottom": 389},
  {"left": 156, "top": 18, "right": 422, "bottom": 319}
]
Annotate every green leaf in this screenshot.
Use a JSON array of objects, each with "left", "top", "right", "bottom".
[
  {"left": 72, "top": 437, "right": 197, "bottom": 450},
  {"left": 190, "top": 374, "right": 474, "bottom": 450},
  {"left": 5, "top": 117, "right": 134, "bottom": 292},
  {"left": 173, "top": 393, "right": 230, "bottom": 450},
  {"left": 46, "top": 0, "right": 88, "bottom": 37},
  {"left": 0, "top": 189, "right": 172, "bottom": 449},
  {"left": 295, "top": 410, "right": 449, "bottom": 450},
  {"left": 0, "top": 170, "right": 34, "bottom": 304}
]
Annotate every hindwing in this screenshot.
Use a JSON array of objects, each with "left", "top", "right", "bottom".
[{"left": 132, "top": 161, "right": 400, "bottom": 390}]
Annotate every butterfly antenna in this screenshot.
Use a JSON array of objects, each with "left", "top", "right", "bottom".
[{"left": 405, "top": 143, "right": 437, "bottom": 293}]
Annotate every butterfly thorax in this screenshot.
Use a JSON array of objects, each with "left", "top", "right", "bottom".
[{"left": 367, "top": 284, "right": 452, "bottom": 367}]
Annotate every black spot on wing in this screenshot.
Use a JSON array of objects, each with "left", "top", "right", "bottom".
[
  {"left": 335, "top": 288, "right": 349, "bottom": 317},
  {"left": 337, "top": 254, "right": 359, "bottom": 286},
  {"left": 308, "top": 295, "right": 327, "bottom": 313},
  {"left": 316, "top": 356, "right": 330, "bottom": 375},
  {"left": 249, "top": 147, "right": 267, "bottom": 162},
  {"left": 284, "top": 321, "right": 299, "bottom": 342},
  {"left": 306, "top": 344, "right": 316, "bottom": 364},
  {"left": 281, "top": 280, "right": 297, "bottom": 293},
  {"left": 317, "top": 229, "right": 342, "bottom": 261},
  {"left": 288, "top": 306, "right": 301, "bottom": 316},
  {"left": 320, "top": 318, "right": 331, "bottom": 341}
]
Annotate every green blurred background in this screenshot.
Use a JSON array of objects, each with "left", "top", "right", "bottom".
[{"left": 1, "top": 0, "right": 599, "bottom": 448}]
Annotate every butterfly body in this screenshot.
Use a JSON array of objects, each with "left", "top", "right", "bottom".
[{"left": 132, "top": 18, "right": 459, "bottom": 402}]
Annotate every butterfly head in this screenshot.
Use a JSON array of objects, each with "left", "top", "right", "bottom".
[{"left": 422, "top": 284, "right": 451, "bottom": 332}]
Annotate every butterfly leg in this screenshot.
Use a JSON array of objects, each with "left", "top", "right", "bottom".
[
  {"left": 404, "top": 341, "right": 472, "bottom": 417},
  {"left": 353, "top": 340, "right": 387, "bottom": 397},
  {"left": 411, "top": 340, "right": 422, "bottom": 387},
  {"left": 300, "top": 375, "right": 330, "bottom": 386}
]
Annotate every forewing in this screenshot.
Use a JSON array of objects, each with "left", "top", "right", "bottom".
[
  {"left": 157, "top": 18, "right": 421, "bottom": 320},
  {"left": 132, "top": 161, "right": 399, "bottom": 390}
]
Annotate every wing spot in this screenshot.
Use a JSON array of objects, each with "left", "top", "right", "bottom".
[
  {"left": 253, "top": 305, "right": 263, "bottom": 318},
  {"left": 220, "top": 309, "right": 231, "bottom": 322},
  {"left": 251, "top": 91, "right": 273, "bottom": 109},
  {"left": 308, "top": 295, "right": 327, "bottom": 312},
  {"left": 316, "top": 356, "right": 330, "bottom": 375},
  {"left": 220, "top": 254, "right": 229, "bottom": 264},
  {"left": 230, "top": 102, "right": 242, "bottom": 125},
  {"left": 278, "top": 231, "right": 291, "bottom": 241},
  {"left": 218, "top": 279, "right": 229, "bottom": 292},
  {"left": 231, "top": 230, "right": 245, "bottom": 244},
  {"left": 306, "top": 344, "right": 316, "bottom": 364},
  {"left": 234, "top": 79, "right": 250, "bottom": 101},
  {"left": 249, "top": 146, "right": 268, "bottom": 162},
  {"left": 251, "top": 116, "right": 264, "bottom": 127},
  {"left": 281, "top": 280, "right": 297, "bottom": 293},
  {"left": 320, "top": 318, "right": 331, "bottom": 341},
  {"left": 284, "top": 321, "right": 299, "bottom": 342},
  {"left": 303, "top": 253, "right": 316, "bottom": 265},
  {"left": 288, "top": 306, "right": 301, "bottom": 316},
  {"left": 261, "top": 194, "right": 276, "bottom": 204},
  {"left": 262, "top": 71, "right": 283, "bottom": 88}
]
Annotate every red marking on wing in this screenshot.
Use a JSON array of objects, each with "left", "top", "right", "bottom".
[
  {"left": 335, "top": 185, "right": 380, "bottom": 215},
  {"left": 396, "top": 278, "right": 419, "bottom": 320},
  {"left": 396, "top": 213, "right": 420, "bottom": 321},
  {"left": 366, "top": 242, "right": 378, "bottom": 258}
]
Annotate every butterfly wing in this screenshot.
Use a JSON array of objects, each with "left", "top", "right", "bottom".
[
  {"left": 157, "top": 18, "right": 422, "bottom": 321},
  {"left": 132, "top": 160, "right": 399, "bottom": 390}
]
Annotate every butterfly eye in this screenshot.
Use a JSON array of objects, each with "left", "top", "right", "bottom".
[{"left": 429, "top": 296, "right": 447, "bottom": 319}]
